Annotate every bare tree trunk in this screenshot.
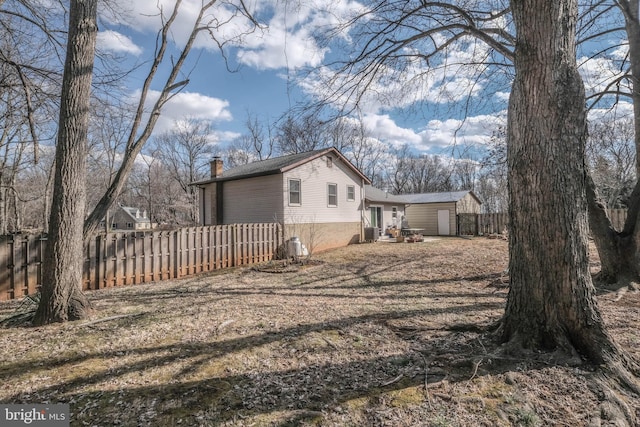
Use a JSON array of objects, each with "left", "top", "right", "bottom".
[
  {"left": 586, "top": 0, "right": 640, "bottom": 288},
  {"left": 33, "top": 0, "right": 97, "bottom": 325},
  {"left": 0, "top": 184, "right": 6, "bottom": 235},
  {"left": 502, "top": 0, "right": 622, "bottom": 365},
  {"left": 43, "top": 159, "right": 55, "bottom": 232}
]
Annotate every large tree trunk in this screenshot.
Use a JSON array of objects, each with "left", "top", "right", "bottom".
[
  {"left": 33, "top": 0, "right": 97, "bottom": 325},
  {"left": 502, "top": 0, "right": 621, "bottom": 364},
  {"left": 587, "top": 0, "right": 640, "bottom": 288},
  {"left": 587, "top": 176, "right": 640, "bottom": 286}
]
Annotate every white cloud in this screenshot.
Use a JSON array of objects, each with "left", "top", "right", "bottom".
[
  {"left": 97, "top": 30, "right": 143, "bottom": 55},
  {"left": 236, "top": 23, "right": 328, "bottom": 70},
  {"left": 236, "top": 1, "right": 365, "bottom": 70},
  {"left": 588, "top": 101, "right": 634, "bottom": 122},
  {"left": 494, "top": 91, "right": 510, "bottom": 102},
  {"left": 136, "top": 90, "right": 233, "bottom": 135},
  {"left": 101, "top": 0, "right": 365, "bottom": 71},
  {"left": 419, "top": 114, "right": 506, "bottom": 149},
  {"left": 357, "top": 111, "right": 505, "bottom": 154},
  {"left": 300, "top": 36, "right": 492, "bottom": 114},
  {"left": 579, "top": 54, "right": 629, "bottom": 97},
  {"left": 361, "top": 114, "right": 422, "bottom": 147},
  {"left": 216, "top": 130, "right": 243, "bottom": 145}
]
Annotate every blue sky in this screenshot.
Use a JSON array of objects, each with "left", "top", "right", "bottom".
[{"left": 94, "top": 0, "right": 633, "bottom": 159}]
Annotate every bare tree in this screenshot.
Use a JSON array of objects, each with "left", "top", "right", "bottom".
[
  {"left": 583, "top": 0, "right": 640, "bottom": 287},
  {"left": 586, "top": 116, "right": 636, "bottom": 209},
  {"left": 127, "top": 154, "right": 184, "bottom": 228},
  {"left": 244, "top": 112, "right": 275, "bottom": 161},
  {"left": 152, "top": 118, "right": 218, "bottom": 225},
  {"left": 329, "top": 117, "right": 388, "bottom": 183},
  {"left": 0, "top": 1, "right": 66, "bottom": 233},
  {"left": 83, "top": 0, "right": 262, "bottom": 238},
  {"left": 33, "top": 0, "right": 97, "bottom": 325},
  {"left": 86, "top": 101, "right": 133, "bottom": 211},
  {"left": 223, "top": 112, "right": 275, "bottom": 167},
  {"left": 477, "top": 127, "right": 508, "bottom": 213},
  {"left": 386, "top": 144, "right": 412, "bottom": 194},
  {"left": 503, "top": 0, "right": 639, "bottom": 403},
  {"left": 311, "top": 0, "right": 639, "bottom": 401},
  {"left": 275, "top": 113, "right": 331, "bottom": 154}
]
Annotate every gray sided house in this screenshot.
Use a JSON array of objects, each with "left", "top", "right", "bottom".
[
  {"left": 400, "top": 191, "right": 482, "bottom": 236},
  {"left": 364, "top": 185, "right": 406, "bottom": 235},
  {"left": 192, "top": 147, "right": 371, "bottom": 253},
  {"left": 107, "top": 205, "right": 153, "bottom": 231}
]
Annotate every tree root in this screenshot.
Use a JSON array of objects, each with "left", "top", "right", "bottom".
[
  {"left": 591, "top": 371, "right": 639, "bottom": 426},
  {"left": 594, "top": 273, "right": 640, "bottom": 294},
  {"left": 498, "top": 329, "right": 640, "bottom": 426}
]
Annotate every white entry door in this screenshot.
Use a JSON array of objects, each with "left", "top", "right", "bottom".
[{"left": 437, "top": 210, "right": 450, "bottom": 235}]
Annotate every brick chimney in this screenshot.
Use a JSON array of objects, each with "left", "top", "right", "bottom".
[{"left": 210, "top": 157, "right": 223, "bottom": 178}]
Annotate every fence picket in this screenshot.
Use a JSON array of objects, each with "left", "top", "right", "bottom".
[{"left": 0, "top": 223, "right": 282, "bottom": 301}]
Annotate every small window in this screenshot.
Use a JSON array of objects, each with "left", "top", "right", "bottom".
[
  {"left": 347, "top": 185, "right": 355, "bottom": 201},
  {"left": 328, "top": 183, "right": 338, "bottom": 207},
  {"left": 326, "top": 156, "right": 333, "bottom": 168},
  {"left": 289, "top": 179, "right": 301, "bottom": 205},
  {"left": 127, "top": 222, "right": 133, "bottom": 228},
  {"left": 392, "top": 206, "right": 398, "bottom": 219}
]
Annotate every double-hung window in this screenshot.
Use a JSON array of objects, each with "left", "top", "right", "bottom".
[
  {"left": 327, "top": 183, "right": 338, "bottom": 207},
  {"left": 289, "top": 179, "right": 301, "bottom": 205},
  {"left": 347, "top": 185, "right": 355, "bottom": 202}
]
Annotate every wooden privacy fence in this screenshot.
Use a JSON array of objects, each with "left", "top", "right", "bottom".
[
  {"left": 467, "top": 209, "right": 628, "bottom": 236},
  {"left": 0, "top": 223, "right": 282, "bottom": 301},
  {"left": 475, "top": 213, "right": 509, "bottom": 235}
]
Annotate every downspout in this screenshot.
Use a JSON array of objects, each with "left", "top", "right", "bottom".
[
  {"left": 216, "top": 181, "right": 224, "bottom": 225},
  {"left": 199, "top": 186, "right": 205, "bottom": 225},
  {"left": 360, "top": 179, "right": 364, "bottom": 241}
]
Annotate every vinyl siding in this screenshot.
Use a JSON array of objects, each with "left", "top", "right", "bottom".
[
  {"left": 222, "top": 174, "right": 284, "bottom": 224},
  {"left": 364, "top": 202, "right": 405, "bottom": 229},
  {"left": 405, "top": 202, "right": 457, "bottom": 235},
  {"left": 282, "top": 154, "right": 364, "bottom": 224},
  {"left": 456, "top": 193, "right": 482, "bottom": 213}
]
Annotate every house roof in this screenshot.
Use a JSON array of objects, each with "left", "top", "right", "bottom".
[
  {"left": 192, "top": 147, "right": 371, "bottom": 185},
  {"left": 397, "top": 190, "right": 482, "bottom": 205},
  {"left": 364, "top": 185, "right": 406, "bottom": 204},
  {"left": 120, "top": 206, "right": 151, "bottom": 224}
]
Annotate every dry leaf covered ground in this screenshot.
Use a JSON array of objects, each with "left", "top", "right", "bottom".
[{"left": 1, "top": 237, "right": 639, "bottom": 426}]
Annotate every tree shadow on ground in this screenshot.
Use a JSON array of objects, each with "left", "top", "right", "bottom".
[
  {"left": 5, "top": 240, "right": 603, "bottom": 425},
  {"left": 1, "top": 274, "right": 583, "bottom": 427},
  {"left": 4, "top": 314, "right": 548, "bottom": 426}
]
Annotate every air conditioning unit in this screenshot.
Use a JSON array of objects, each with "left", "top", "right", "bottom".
[{"left": 364, "top": 227, "right": 379, "bottom": 242}]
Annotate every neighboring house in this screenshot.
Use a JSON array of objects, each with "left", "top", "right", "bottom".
[
  {"left": 105, "top": 205, "right": 153, "bottom": 232},
  {"left": 399, "top": 191, "right": 482, "bottom": 236},
  {"left": 192, "top": 147, "right": 371, "bottom": 253},
  {"left": 363, "top": 185, "right": 406, "bottom": 235}
]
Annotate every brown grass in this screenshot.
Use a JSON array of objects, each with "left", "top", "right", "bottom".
[{"left": 0, "top": 237, "right": 639, "bottom": 426}]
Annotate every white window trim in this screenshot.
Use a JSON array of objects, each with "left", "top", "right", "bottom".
[
  {"left": 327, "top": 183, "right": 338, "bottom": 207},
  {"left": 347, "top": 185, "right": 355, "bottom": 202},
  {"left": 288, "top": 178, "right": 302, "bottom": 206}
]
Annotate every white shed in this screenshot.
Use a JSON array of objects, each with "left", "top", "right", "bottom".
[{"left": 399, "top": 191, "right": 482, "bottom": 236}]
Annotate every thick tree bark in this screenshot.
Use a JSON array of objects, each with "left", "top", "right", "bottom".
[
  {"left": 502, "top": 0, "right": 620, "bottom": 364},
  {"left": 33, "top": 0, "right": 97, "bottom": 325}
]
